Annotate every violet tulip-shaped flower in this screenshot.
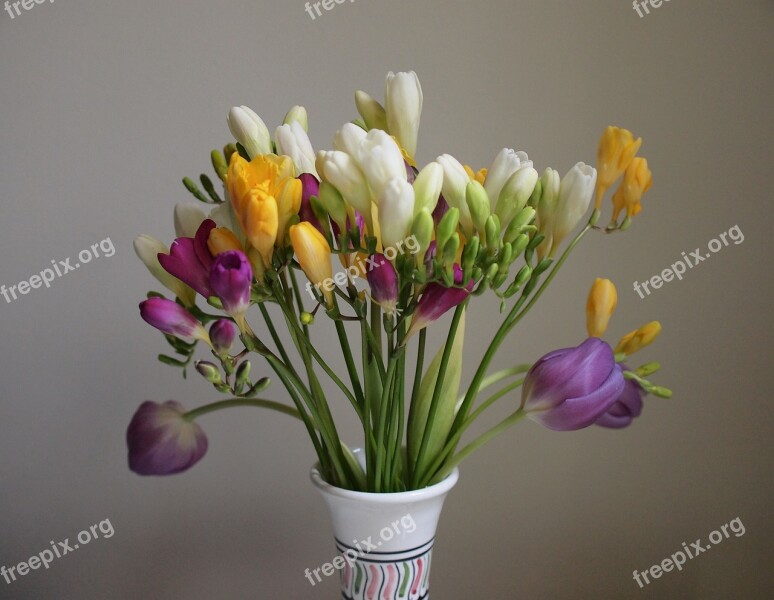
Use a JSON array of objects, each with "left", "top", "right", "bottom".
[
  {"left": 406, "top": 265, "right": 473, "bottom": 338},
  {"left": 521, "top": 338, "right": 625, "bottom": 431},
  {"left": 127, "top": 400, "right": 208, "bottom": 476},
  {"left": 209, "top": 250, "right": 252, "bottom": 320},
  {"left": 139, "top": 297, "right": 209, "bottom": 343},
  {"left": 158, "top": 220, "right": 217, "bottom": 298},
  {"left": 367, "top": 253, "right": 398, "bottom": 315},
  {"left": 595, "top": 376, "right": 644, "bottom": 429},
  {"left": 210, "top": 319, "right": 238, "bottom": 356}
]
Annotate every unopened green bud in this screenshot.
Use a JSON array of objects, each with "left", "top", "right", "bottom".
[
  {"left": 442, "top": 233, "right": 460, "bottom": 268},
  {"left": 495, "top": 167, "right": 538, "bottom": 230},
  {"left": 485, "top": 263, "right": 499, "bottom": 282},
  {"left": 282, "top": 105, "right": 309, "bottom": 131},
  {"left": 498, "top": 243, "right": 514, "bottom": 269},
  {"left": 319, "top": 182, "right": 347, "bottom": 229},
  {"left": 223, "top": 144, "right": 237, "bottom": 164},
  {"left": 484, "top": 215, "right": 501, "bottom": 253},
  {"left": 354, "top": 90, "right": 387, "bottom": 131},
  {"left": 465, "top": 181, "right": 490, "bottom": 237},
  {"left": 651, "top": 386, "right": 673, "bottom": 399},
  {"left": 309, "top": 196, "right": 330, "bottom": 232},
  {"left": 235, "top": 360, "right": 251, "bottom": 389},
  {"left": 636, "top": 362, "right": 661, "bottom": 377},
  {"left": 527, "top": 178, "right": 543, "bottom": 209},
  {"left": 461, "top": 237, "right": 480, "bottom": 272},
  {"left": 504, "top": 206, "right": 537, "bottom": 244},
  {"left": 182, "top": 177, "right": 210, "bottom": 203},
  {"left": 412, "top": 209, "right": 434, "bottom": 260},
  {"left": 510, "top": 233, "right": 530, "bottom": 256},
  {"left": 195, "top": 361, "right": 222, "bottom": 384},
  {"left": 211, "top": 150, "right": 228, "bottom": 181},
  {"left": 514, "top": 265, "right": 532, "bottom": 286},
  {"left": 300, "top": 311, "right": 315, "bottom": 325},
  {"left": 247, "top": 377, "right": 271, "bottom": 396},
  {"left": 436, "top": 207, "right": 460, "bottom": 254}
]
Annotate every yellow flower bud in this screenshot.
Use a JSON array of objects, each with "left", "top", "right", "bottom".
[
  {"left": 611, "top": 157, "right": 653, "bottom": 223},
  {"left": 586, "top": 278, "right": 618, "bottom": 337},
  {"left": 243, "top": 188, "right": 278, "bottom": 267},
  {"left": 275, "top": 177, "right": 302, "bottom": 245},
  {"left": 207, "top": 227, "right": 243, "bottom": 256},
  {"left": 616, "top": 321, "right": 662, "bottom": 355},
  {"left": 594, "top": 126, "right": 642, "bottom": 209},
  {"left": 290, "top": 222, "right": 334, "bottom": 307}
]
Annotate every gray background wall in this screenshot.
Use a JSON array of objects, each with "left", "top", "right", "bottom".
[{"left": 1, "top": 0, "right": 772, "bottom": 598}]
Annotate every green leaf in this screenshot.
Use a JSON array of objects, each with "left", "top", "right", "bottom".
[{"left": 407, "top": 312, "right": 465, "bottom": 473}]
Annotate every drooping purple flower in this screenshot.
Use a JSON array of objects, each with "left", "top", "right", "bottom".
[
  {"left": 595, "top": 373, "right": 644, "bottom": 429},
  {"left": 139, "top": 297, "right": 208, "bottom": 342},
  {"left": 127, "top": 400, "right": 208, "bottom": 476},
  {"left": 297, "top": 173, "right": 325, "bottom": 235},
  {"left": 366, "top": 252, "right": 398, "bottom": 315},
  {"left": 406, "top": 264, "right": 473, "bottom": 338},
  {"left": 158, "top": 219, "right": 217, "bottom": 298},
  {"left": 209, "top": 250, "right": 252, "bottom": 317},
  {"left": 521, "top": 338, "right": 625, "bottom": 431},
  {"left": 209, "top": 319, "right": 238, "bottom": 356}
]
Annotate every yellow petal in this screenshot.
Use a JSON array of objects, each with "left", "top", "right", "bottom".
[
  {"left": 586, "top": 278, "right": 618, "bottom": 337},
  {"left": 243, "top": 189, "right": 278, "bottom": 266},
  {"left": 595, "top": 126, "right": 642, "bottom": 209},
  {"left": 616, "top": 321, "right": 662, "bottom": 355},
  {"left": 207, "top": 227, "right": 243, "bottom": 255},
  {"left": 290, "top": 222, "right": 333, "bottom": 307}
]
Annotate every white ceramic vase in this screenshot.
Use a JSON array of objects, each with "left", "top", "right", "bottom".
[{"left": 310, "top": 450, "right": 459, "bottom": 600}]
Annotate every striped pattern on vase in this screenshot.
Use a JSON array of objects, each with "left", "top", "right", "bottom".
[{"left": 337, "top": 537, "right": 433, "bottom": 600}]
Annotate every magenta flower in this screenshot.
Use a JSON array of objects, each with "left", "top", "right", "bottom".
[
  {"left": 432, "top": 194, "right": 449, "bottom": 226},
  {"left": 127, "top": 401, "right": 208, "bottom": 476},
  {"left": 210, "top": 319, "right": 238, "bottom": 356},
  {"left": 158, "top": 219, "right": 217, "bottom": 298},
  {"left": 139, "top": 297, "right": 208, "bottom": 342},
  {"left": 521, "top": 338, "right": 625, "bottom": 431},
  {"left": 209, "top": 250, "right": 252, "bottom": 318},
  {"left": 298, "top": 173, "right": 325, "bottom": 235},
  {"left": 406, "top": 264, "right": 473, "bottom": 338},
  {"left": 595, "top": 375, "right": 644, "bottom": 429},
  {"left": 367, "top": 253, "right": 398, "bottom": 315}
]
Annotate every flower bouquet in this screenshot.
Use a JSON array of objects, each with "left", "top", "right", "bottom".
[{"left": 128, "top": 71, "right": 670, "bottom": 596}]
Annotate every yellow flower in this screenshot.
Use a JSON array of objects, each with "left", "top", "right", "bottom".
[
  {"left": 586, "top": 278, "right": 618, "bottom": 338},
  {"left": 611, "top": 157, "right": 653, "bottom": 222},
  {"left": 616, "top": 321, "right": 662, "bottom": 355},
  {"left": 207, "top": 227, "right": 243, "bottom": 256},
  {"left": 289, "top": 222, "right": 334, "bottom": 307},
  {"left": 226, "top": 153, "right": 298, "bottom": 263},
  {"left": 463, "top": 165, "right": 488, "bottom": 186},
  {"left": 594, "top": 126, "right": 642, "bottom": 209}
]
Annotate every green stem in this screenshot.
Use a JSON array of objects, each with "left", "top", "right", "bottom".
[
  {"left": 430, "top": 409, "right": 527, "bottom": 485},
  {"left": 183, "top": 398, "right": 303, "bottom": 422},
  {"left": 406, "top": 329, "right": 426, "bottom": 483}
]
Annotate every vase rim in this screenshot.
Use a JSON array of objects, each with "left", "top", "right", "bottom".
[{"left": 310, "top": 448, "right": 459, "bottom": 502}]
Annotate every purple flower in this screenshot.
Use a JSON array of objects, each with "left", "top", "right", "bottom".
[
  {"left": 210, "top": 319, "right": 238, "bottom": 356},
  {"left": 405, "top": 160, "right": 417, "bottom": 184},
  {"left": 209, "top": 251, "right": 253, "bottom": 317},
  {"left": 127, "top": 400, "right": 208, "bottom": 476},
  {"left": 521, "top": 338, "right": 625, "bottom": 431},
  {"left": 432, "top": 194, "right": 449, "bottom": 226},
  {"left": 158, "top": 220, "right": 217, "bottom": 298},
  {"left": 406, "top": 264, "right": 473, "bottom": 338},
  {"left": 595, "top": 374, "right": 644, "bottom": 429},
  {"left": 367, "top": 253, "right": 398, "bottom": 315},
  {"left": 139, "top": 297, "right": 208, "bottom": 342},
  {"left": 298, "top": 173, "right": 325, "bottom": 235}
]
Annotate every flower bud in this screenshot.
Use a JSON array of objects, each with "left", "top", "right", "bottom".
[
  {"left": 412, "top": 162, "right": 443, "bottom": 215},
  {"left": 227, "top": 106, "right": 271, "bottom": 159},
  {"left": 290, "top": 222, "right": 334, "bottom": 307},
  {"left": 275, "top": 122, "right": 318, "bottom": 177},
  {"left": 195, "top": 361, "right": 222, "bottom": 384},
  {"left": 611, "top": 157, "right": 652, "bottom": 223},
  {"left": 435, "top": 207, "right": 460, "bottom": 255},
  {"left": 551, "top": 162, "right": 597, "bottom": 252},
  {"left": 384, "top": 71, "right": 423, "bottom": 158},
  {"left": 406, "top": 265, "right": 473, "bottom": 338},
  {"left": 133, "top": 235, "right": 195, "bottom": 306},
  {"left": 127, "top": 400, "right": 208, "bottom": 476},
  {"left": 282, "top": 105, "right": 309, "bottom": 131},
  {"left": 465, "top": 181, "right": 491, "bottom": 238},
  {"left": 354, "top": 90, "right": 388, "bottom": 132},
  {"left": 615, "top": 321, "right": 662, "bottom": 355},
  {"left": 242, "top": 188, "right": 279, "bottom": 266},
  {"left": 358, "top": 129, "right": 407, "bottom": 200},
  {"left": 316, "top": 150, "right": 372, "bottom": 221},
  {"left": 378, "top": 178, "right": 415, "bottom": 250},
  {"left": 366, "top": 252, "right": 399, "bottom": 315},
  {"left": 209, "top": 250, "right": 253, "bottom": 320},
  {"left": 484, "top": 148, "right": 532, "bottom": 209},
  {"left": 209, "top": 319, "right": 238, "bottom": 356},
  {"left": 207, "top": 226, "right": 242, "bottom": 256},
  {"left": 495, "top": 167, "right": 539, "bottom": 231},
  {"left": 411, "top": 209, "right": 434, "bottom": 264},
  {"left": 139, "top": 298, "right": 209, "bottom": 343},
  {"left": 437, "top": 154, "right": 473, "bottom": 235},
  {"left": 521, "top": 338, "right": 625, "bottom": 431},
  {"left": 333, "top": 122, "right": 368, "bottom": 159},
  {"left": 595, "top": 126, "right": 642, "bottom": 209},
  {"left": 586, "top": 278, "right": 618, "bottom": 338},
  {"left": 235, "top": 360, "right": 251, "bottom": 390}
]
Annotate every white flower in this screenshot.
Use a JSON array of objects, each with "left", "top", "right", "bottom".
[
  {"left": 385, "top": 71, "right": 423, "bottom": 158},
  {"left": 484, "top": 148, "right": 532, "bottom": 210},
  {"left": 436, "top": 154, "right": 473, "bottom": 234},
  {"left": 275, "top": 122, "right": 318, "bottom": 177},
  {"left": 316, "top": 150, "right": 372, "bottom": 218},
  {"left": 357, "top": 129, "right": 407, "bottom": 201},
  {"left": 282, "top": 105, "right": 308, "bottom": 131},
  {"left": 494, "top": 167, "right": 539, "bottom": 230},
  {"left": 354, "top": 90, "right": 387, "bottom": 131},
  {"left": 552, "top": 162, "right": 597, "bottom": 249},
  {"left": 333, "top": 122, "right": 367, "bottom": 160},
  {"left": 412, "top": 162, "right": 443, "bottom": 215},
  {"left": 227, "top": 106, "right": 271, "bottom": 158},
  {"left": 378, "top": 178, "right": 415, "bottom": 250}
]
